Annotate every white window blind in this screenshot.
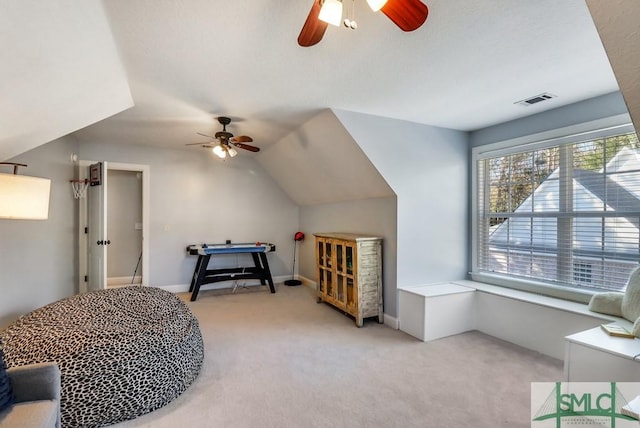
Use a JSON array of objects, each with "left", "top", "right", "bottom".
[{"left": 476, "top": 129, "right": 640, "bottom": 293}]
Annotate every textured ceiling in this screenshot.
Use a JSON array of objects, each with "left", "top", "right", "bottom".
[{"left": 71, "top": 0, "right": 620, "bottom": 152}]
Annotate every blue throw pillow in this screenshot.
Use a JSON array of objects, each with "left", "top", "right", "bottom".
[{"left": 0, "top": 347, "right": 13, "bottom": 412}]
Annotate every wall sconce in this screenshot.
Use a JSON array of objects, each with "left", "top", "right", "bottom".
[{"left": 0, "top": 162, "right": 51, "bottom": 220}]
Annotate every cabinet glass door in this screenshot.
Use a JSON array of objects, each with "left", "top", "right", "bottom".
[
  {"left": 346, "top": 245, "right": 354, "bottom": 275},
  {"left": 318, "top": 268, "right": 325, "bottom": 295},
  {"left": 318, "top": 240, "right": 325, "bottom": 267},
  {"left": 335, "top": 243, "right": 347, "bottom": 308}
]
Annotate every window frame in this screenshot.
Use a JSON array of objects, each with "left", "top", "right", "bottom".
[{"left": 470, "top": 113, "right": 636, "bottom": 303}]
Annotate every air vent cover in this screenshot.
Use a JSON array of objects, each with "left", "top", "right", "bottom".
[{"left": 515, "top": 92, "right": 557, "bottom": 107}]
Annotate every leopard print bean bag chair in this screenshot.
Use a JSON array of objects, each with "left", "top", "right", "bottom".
[{"left": 0, "top": 286, "right": 204, "bottom": 428}]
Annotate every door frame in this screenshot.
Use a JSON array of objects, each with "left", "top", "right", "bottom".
[{"left": 78, "top": 160, "right": 150, "bottom": 292}]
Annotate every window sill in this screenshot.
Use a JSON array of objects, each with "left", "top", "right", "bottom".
[{"left": 469, "top": 272, "right": 596, "bottom": 305}]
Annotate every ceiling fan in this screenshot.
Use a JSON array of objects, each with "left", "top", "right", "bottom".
[
  {"left": 187, "top": 117, "right": 259, "bottom": 159},
  {"left": 298, "top": 0, "right": 429, "bottom": 47}
]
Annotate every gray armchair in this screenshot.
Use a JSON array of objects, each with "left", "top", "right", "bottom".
[{"left": 0, "top": 362, "right": 60, "bottom": 428}]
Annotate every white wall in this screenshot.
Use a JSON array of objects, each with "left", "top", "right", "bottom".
[
  {"left": 298, "top": 197, "right": 397, "bottom": 315},
  {"left": 261, "top": 109, "right": 467, "bottom": 318},
  {"left": 334, "top": 110, "right": 469, "bottom": 293},
  {"left": 0, "top": 136, "right": 77, "bottom": 327},
  {"left": 77, "top": 141, "right": 299, "bottom": 288},
  {"left": 0, "top": 134, "right": 299, "bottom": 325}
]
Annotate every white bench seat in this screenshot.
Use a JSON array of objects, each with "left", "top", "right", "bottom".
[{"left": 398, "top": 280, "right": 632, "bottom": 360}]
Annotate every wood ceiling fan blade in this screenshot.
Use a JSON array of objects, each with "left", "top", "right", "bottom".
[
  {"left": 233, "top": 142, "right": 260, "bottom": 152},
  {"left": 230, "top": 135, "right": 253, "bottom": 143},
  {"left": 298, "top": 0, "right": 328, "bottom": 47},
  {"left": 381, "top": 0, "right": 429, "bottom": 32}
]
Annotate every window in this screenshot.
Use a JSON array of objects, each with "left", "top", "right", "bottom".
[
  {"left": 573, "top": 262, "right": 592, "bottom": 284},
  {"left": 473, "top": 124, "right": 640, "bottom": 296}
]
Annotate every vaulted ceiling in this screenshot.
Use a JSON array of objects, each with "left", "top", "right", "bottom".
[{"left": 1, "top": 0, "right": 627, "bottom": 163}]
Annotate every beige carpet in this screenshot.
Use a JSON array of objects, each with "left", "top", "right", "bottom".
[{"left": 111, "top": 284, "right": 562, "bottom": 428}]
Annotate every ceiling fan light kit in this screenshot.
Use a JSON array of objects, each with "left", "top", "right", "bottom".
[
  {"left": 187, "top": 116, "right": 259, "bottom": 159},
  {"left": 298, "top": 0, "right": 428, "bottom": 47},
  {"left": 212, "top": 144, "right": 237, "bottom": 159}
]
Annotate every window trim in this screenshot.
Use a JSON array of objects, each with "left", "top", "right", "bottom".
[{"left": 470, "top": 113, "right": 635, "bottom": 303}]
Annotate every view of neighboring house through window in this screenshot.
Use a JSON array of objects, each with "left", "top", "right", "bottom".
[{"left": 476, "top": 128, "right": 640, "bottom": 293}]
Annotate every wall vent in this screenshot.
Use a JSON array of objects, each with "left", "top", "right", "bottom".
[{"left": 514, "top": 92, "right": 557, "bottom": 107}]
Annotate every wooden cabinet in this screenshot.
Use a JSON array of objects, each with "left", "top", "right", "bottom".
[{"left": 314, "top": 233, "right": 383, "bottom": 327}]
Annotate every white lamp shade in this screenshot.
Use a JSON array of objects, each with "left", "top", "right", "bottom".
[
  {"left": 228, "top": 147, "right": 238, "bottom": 157},
  {"left": 367, "top": 0, "right": 388, "bottom": 11},
  {"left": 319, "top": 0, "right": 343, "bottom": 26},
  {"left": 0, "top": 173, "right": 51, "bottom": 220}
]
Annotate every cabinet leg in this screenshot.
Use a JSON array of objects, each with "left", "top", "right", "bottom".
[
  {"left": 356, "top": 317, "right": 363, "bottom": 328},
  {"left": 317, "top": 297, "right": 322, "bottom": 304},
  {"left": 377, "top": 315, "right": 383, "bottom": 324}
]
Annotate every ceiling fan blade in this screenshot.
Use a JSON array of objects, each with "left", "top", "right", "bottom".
[
  {"left": 381, "top": 0, "right": 429, "bottom": 32},
  {"left": 232, "top": 142, "right": 260, "bottom": 152},
  {"left": 230, "top": 135, "right": 253, "bottom": 143},
  {"left": 186, "top": 142, "right": 213, "bottom": 146},
  {"left": 197, "top": 132, "right": 214, "bottom": 138},
  {"left": 298, "top": 0, "right": 328, "bottom": 47}
]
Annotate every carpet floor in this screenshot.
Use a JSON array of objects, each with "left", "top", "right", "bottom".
[{"left": 111, "top": 283, "right": 562, "bottom": 428}]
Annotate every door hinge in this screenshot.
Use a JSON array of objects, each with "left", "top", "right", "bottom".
[
  {"left": 84, "top": 275, "right": 88, "bottom": 282},
  {"left": 84, "top": 227, "right": 88, "bottom": 234}
]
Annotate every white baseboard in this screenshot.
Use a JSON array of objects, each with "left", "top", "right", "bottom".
[
  {"left": 384, "top": 314, "right": 399, "bottom": 329},
  {"left": 298, "top": 275, "right": 316, "bottom": 289}
]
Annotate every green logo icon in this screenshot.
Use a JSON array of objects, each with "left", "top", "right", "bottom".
[{"left": 532, "top": 382, "right": 636, "bottom": 427}]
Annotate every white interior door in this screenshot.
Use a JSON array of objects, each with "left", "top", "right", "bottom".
[
  {"left": 87, "top": 161, "right": 108, "bottom": 291},
  {"left": 79, "top": 161, "right": 150, "bottom": 293}
]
